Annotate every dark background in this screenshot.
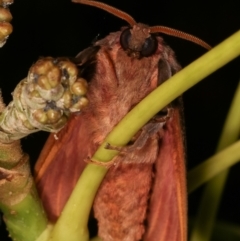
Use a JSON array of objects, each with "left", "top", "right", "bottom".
[{"left": 0, "top": 0, "right": 239, "bottom": 240}]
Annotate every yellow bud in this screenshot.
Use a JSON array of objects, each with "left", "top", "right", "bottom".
[
  {"left": 63, "top": 90, "right": 72, "bottom": 108},
  {"left": 46, "top": 109, "right": 62, "bottom": 123},
  {"left": 79, "top": 78, "right": 88, "bottom": 87},
  {"left": 70, "top": 80, "right": 87, "bottom": 96},
  {"left": 30, "top": 90, "right": 40, "bottom": 98},
  {"left": 59, "top": 61, "right": 78, "bottom": 83},
  {"left": 47, "top": 66, "right": 61, "bottom": 88},
  {"left": 0, "top": 7, "right": 12, "bottom": 22},
  {"left": 53, "top": 115, "right": 68, "bottom": 129},
  {"left": 78, "top": 97, "right": 89, "bottom": 108},
  {"left": 37, "top": 76, "right": 52, "bottom": 90},
  {"left": 33, "top": 109, "right": 48, "bottom": 124},
  {"left": 31, "top": 59, "right": 54, "bottom": 76},
  {"left": 0, "top": 22, "right": 12, "bottom": 39},
  {"left": 71, "top": 97, "right": 89, "bottom": 111}
]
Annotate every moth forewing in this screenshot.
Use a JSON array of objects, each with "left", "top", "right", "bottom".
[{"left": 144, "top": 106, "right": 186, "bottom": 241}]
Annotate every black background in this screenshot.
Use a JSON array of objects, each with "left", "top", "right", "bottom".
[{"left": 0, "top": 0, "right": 239, "bottom": 240}]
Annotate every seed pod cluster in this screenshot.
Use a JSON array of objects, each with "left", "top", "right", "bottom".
[
  {"left": 0, "top": 0, "right": 13, "bottom": 47},
  {"left": 0, "top": 57, "right": 88, "bottom": 142}
]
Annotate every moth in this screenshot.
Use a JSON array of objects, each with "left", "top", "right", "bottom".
[{"left": 34, "top": 1, "right": 210, "bottom": 240}]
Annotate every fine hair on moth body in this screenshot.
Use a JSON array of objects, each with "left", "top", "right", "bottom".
[{"left": 35, "top": 1, "right": 211, "bottom": 241}]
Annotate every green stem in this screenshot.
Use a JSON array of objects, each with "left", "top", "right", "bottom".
[
  {"left": 188, "top": 140, "right": 240, "bottom": 192},
  {"left": 189, "top": 82, "right": 240, "bottom": 241},
  {"left": 0, "top": 186, "right": 48, "bottom": 241},
  {"left": 0, "top": 141, "right": 48, "bottom": 241},
  {"left": 189, "top": 218, "right": 240, "bottom": 241},
  {"left": 48, "top": 165, "right": 107, "bottom": 241},
  {"left": 49, "top": 31, "right": 240, "bottom": 241}
]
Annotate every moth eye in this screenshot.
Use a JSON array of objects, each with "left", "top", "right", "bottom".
[
  {"left": 120, "top": 28, "right": 131, "bottom": 50},
  {"left": 141, "top": 36, "right": 158, "bottom": 57},
  {"left": 120, "top": 27, "right": 158, "bottom": 57}
]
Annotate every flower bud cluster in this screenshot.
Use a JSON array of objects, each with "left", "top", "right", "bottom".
[
  {"left": 0, "top": 0, "right": 13, "bottom": 47},
  {"left": 0, "top": 57, "right": 88, "bottom": 142}
]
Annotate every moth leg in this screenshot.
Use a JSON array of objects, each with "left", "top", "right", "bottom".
[
  {"left": 106, "top": 107, "right": 173, "bottom": 153},
  {"left": 153, "top": 106, "right": 173, "bottom": 123},
  {"left": 84, "top": 156, "right": 116, "bottom": 169},
  {"left": 105, "top": 122, "right": 163, "bottom": 153}
]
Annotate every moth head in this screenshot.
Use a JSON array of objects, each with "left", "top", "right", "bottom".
[
  {"left": 120, "top": 24, "right": 158, "bottom": 58},
  {"left": 72, "top": 0, "right": 211, "bottom": 54}
]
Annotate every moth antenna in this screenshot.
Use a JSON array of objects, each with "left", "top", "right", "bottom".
[
  {"left": 149, "top": 26, "right": 211, "bottom": 50},
  {"left": 72, "top": 0, "right": 137, "bottom": 26},
  {"left": 73, "top": 0, "right": 211, "bottom": 50}
]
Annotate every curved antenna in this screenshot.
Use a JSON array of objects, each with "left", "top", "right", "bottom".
[
  {"left": 149, "top": 26, "right": 211, "bottom": 50},
  {"left": 72, "top": 0, "right": 137, "bottom": 26},
  {"left": 73, "top": 0, "right": 211, "bottom": 50}
]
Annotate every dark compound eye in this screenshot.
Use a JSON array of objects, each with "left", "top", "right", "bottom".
[
  {"left": 120, "top": 27, "right": 158, "bottom": 57},
  {"left": 141, "top": 36, "right": 158, "bottom": 57},
  {"left": 120, "top": 28, "right": 131, "bottom": 51}
]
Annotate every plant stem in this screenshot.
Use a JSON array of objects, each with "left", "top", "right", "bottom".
[
  {"left": 49, "top": 165, "right": 107, "bottom": 241},
  {"left": 0, "top": 187, "right": 48, "bottom": 241},
  {"left": 189, "top": 218, "right": 240, "bottom": 241},
  {"left": 189, "top": 82, "right": 240, "bottom": 241},
  {"left": 188, "top": 140, "right": 240, "bottom": 192},
  {"left": 0, "top": 141, "right": 48, "bottom": 241}
]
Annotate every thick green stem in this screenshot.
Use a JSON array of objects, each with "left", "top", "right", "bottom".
[
  {"left": 0, "top": 141, "right": 48, "bottom": 241},
  {"left": 49, "top": 165, "right": 107, "bottom": 241},
  {"left": 0, "top": 186, "right": 48, "bottom": 241}
]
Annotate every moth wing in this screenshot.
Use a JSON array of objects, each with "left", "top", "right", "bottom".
[
  {"left": 34, "top": 115, "right": 95, "bottom": 222},
  {"left": 144, "top": 106, "right": 187, "bottom": 241}
]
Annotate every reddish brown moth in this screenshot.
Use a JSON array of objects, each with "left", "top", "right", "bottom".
[{"left": 34, "top": 1, "right": 210, "bottom": 240}]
